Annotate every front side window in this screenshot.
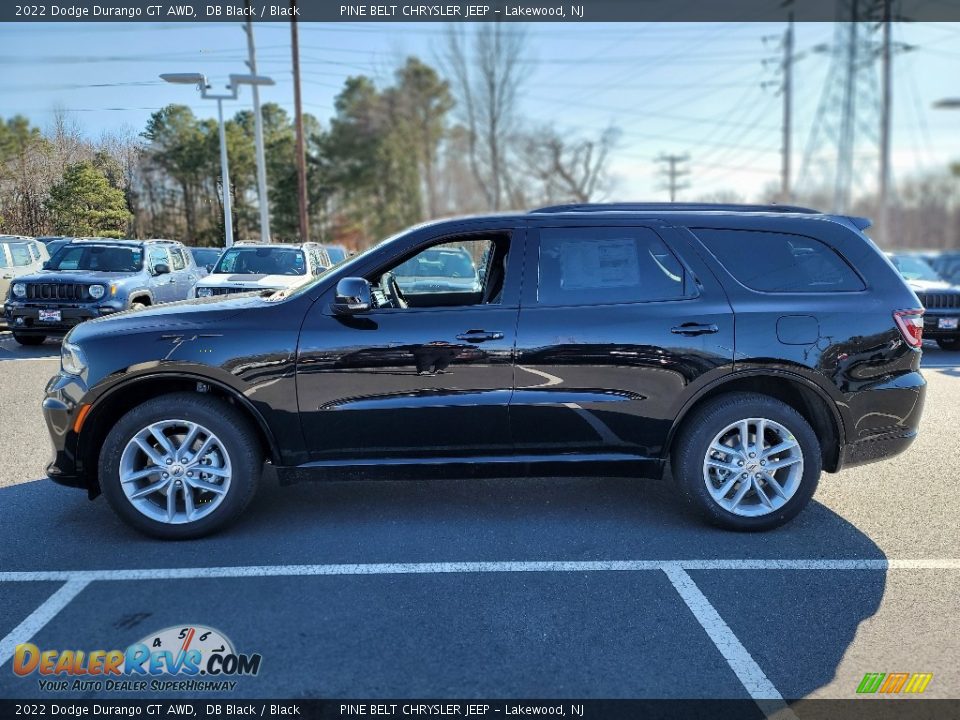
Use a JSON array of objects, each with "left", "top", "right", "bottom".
[
  {"left": 147, "top": 247, "right": 170, "bottom": 271},
  {"left": 537, "top": 227, "right": 691, "bottom": 306},
  {"left": 214, "top": 247, "right": 306, "bottom": 276},
  {"left": 694, "top": 228, "right": 865, "bottom": 293},
  {"left": 47, "top": 245, "right": 143, "bottom": 272}
]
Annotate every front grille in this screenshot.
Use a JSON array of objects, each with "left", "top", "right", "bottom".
[
  {"left": 25, "top": 283, "right": 89, "bottom": 301},
  {"left": 209, "top": 286, "right": 258, "bottom": 296},
  {"left": 917, "top": 292, "right": 960, "bottom": 310}
]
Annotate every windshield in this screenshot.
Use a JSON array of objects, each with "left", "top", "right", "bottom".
[
  {"left": 47, "top": 244, "right": 143, "bottom": 272},
  {"left": 395, "top": 249, "right": 477, "bottom": 279},
  {"left": 214, "top": 247, "right": 306, "bottom": 276},
  {"left": 890, "top": 255, "right": 943, "bottom": 282}
]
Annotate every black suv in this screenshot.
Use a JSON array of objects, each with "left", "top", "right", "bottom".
[{"left": 42, "top": 204, "right": 926, "bottom": 539}]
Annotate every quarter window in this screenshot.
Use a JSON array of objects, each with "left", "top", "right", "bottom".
[
  {"left": 693, "top": 228, "right": 865, "bottom": 292},
  {"left": 537, "top": 227, "right": 692, "bottom": 306}
]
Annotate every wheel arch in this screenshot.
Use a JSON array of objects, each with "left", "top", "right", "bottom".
[
  {"left": 667, "top": 370, "right": 845, "bottom": 473},
  {"left": 79, "top": 372, "right": 281, "bottom": 493}
]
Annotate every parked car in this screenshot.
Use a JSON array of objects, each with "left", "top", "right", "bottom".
[
  {"left": 186, "top": 246, "right": 223, "bottom": 278},
  {"left": 1, "top": 237, "right": 49, "bottom": 323},
  {"left": 5, "top": 238, "right": 199, "bottom": 345},
  {"left": 191, "top": 242, "right": 331, "bottom": 298},
  {"left": 42, "top": 203, "right": 926, "bottom": 539},
  {"left": 924, "top": 251, "right": 960, "bottom": 286},
  {"left": 887, "top": 253, "right": 960, "bottom": 351}
]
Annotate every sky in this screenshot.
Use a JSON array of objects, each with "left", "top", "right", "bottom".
[{"left": 1, "top": 19, "right": 959, "bottom": 204}]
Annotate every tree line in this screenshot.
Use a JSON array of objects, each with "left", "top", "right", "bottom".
[{"left": 0, "top": 27, "right": 618, "bottom": 249}]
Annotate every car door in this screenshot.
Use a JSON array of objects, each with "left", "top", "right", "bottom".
[
  {"left": 168, "top": 246, "right": 197, "bottom": 299},
  {"left": 511, "top": 222, "right": 735, "bottom": 470},
  {"left": 146, "top": 246, "right": 175, "bottom": 302},
  {"left": 296, "top": 228, "right": 523, "bottom": 462}
]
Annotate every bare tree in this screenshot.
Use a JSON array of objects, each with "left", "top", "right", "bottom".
[
  {"left": 441, "top": 24, "right": 526, "bottom": 211},
  {"left": 516, "top": 125, "right": 620, "bottom": 205}
]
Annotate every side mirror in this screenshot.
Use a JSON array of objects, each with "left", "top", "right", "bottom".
[
  {"left": 42, "top": 261, "right": 50, "bottom": 270},
  {"left": 153, "top": 263, "right": 170, "bottom": 276},
  {"left": 205, "top": 264, "right": 214, "bottom": 272},
  {"left": 332, "top": 277, "right": 371, "bottom": 315}
]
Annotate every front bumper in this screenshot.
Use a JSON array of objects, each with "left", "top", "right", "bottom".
[
  {"left": 5, "top": 302, "right": 120, "bottom": 336},
  {"left": 42, "top": 371, "right": 95, "bottom": 495},
  {"left": 922, "top": 310, "right": 960, "bottom": 338}
]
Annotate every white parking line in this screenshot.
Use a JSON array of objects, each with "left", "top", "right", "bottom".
[
  {"left": 663, "top": 565, "right": 796, "bottom": 717},
  {"left": 0, "top": 579, "right": 89, "bottom": 668},
  {"left": 2, "top": 557, "right": 959, "bottom": 583}
]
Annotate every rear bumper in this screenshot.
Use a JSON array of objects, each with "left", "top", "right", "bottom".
[{"left": 836, "top": 370, "right": 926, "bottom": 471}]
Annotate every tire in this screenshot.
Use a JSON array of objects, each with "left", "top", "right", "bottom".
[
  {"left": 672, "top": 392, "right": 821, "bottom": 531},
  {"left": 936, "top": 337, "right": 960, "bottom": 351},
  {"left": 99, "top": 392, "right": 262, "bottom": 539},
  {"left": 13, "top": 333, "right": 46, "bottom": 346}
]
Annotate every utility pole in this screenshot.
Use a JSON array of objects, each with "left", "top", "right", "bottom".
[
  {"left": 290, "top": 0, "right": 310, "bottom": 242},
  {"left": 244, "top": 2, "right": 271, "bottom": 243},
  {"left": 781, "top": 11, "right": 795, "bottom": 202},
  {"left": 656, "top": 153, "right": 690, "bottom": 202},
  {"left": 878, "top": 0, "right": 893, "bottom": 244}
]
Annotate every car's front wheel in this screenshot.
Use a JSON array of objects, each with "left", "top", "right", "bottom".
[
  {"left": 672, "top": 392, "right": 821, "bottom": 531},
  {"left": 936, "top": 337, "right": 960, "bottom": 351},
  {"left": 13, "top": 333, "right": 46, "bottom": 346},
  {"left": 99, "top": 393, "right": 262, "bottom": 539}
]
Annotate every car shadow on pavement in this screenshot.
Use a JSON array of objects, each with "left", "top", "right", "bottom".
[{"left": 2, "top": 473, "right": 885, "bottom": 700}]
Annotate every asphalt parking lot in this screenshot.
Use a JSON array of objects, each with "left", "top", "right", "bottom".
[{"left": 0, "top": 330, "right": 958, "bottom": 706}]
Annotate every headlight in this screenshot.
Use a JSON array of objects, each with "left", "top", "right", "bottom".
[
  {"left": 196, "top": 287, "right": 213, "bottom": 298},
  {"left": 12, "top": 282, "right": 26, "bottom": 298},
  {"left": 88, "top": 284, "right": 105, "bottom": 300},
  {"left": 61, "top": 342, "right": 88, "bottom": 376}
]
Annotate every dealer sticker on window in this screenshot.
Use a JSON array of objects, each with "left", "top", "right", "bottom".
[
  {"left": 938, "top": 317, "right": 958, "bottom": 330},
  {"left": 38, "top": 309, "right": 61, "bottom": 322}
]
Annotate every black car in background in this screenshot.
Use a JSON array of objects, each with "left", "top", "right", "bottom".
[
  {"left": 187, "top": 246, "right": 224, "bottom": 276},
  {"left": 41, "top": 203, "right": 926, "bottom": 539}
]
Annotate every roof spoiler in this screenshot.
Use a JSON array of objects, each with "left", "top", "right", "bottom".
[{"left": 848, "top": 216, "right": 872, "bottom": 231}]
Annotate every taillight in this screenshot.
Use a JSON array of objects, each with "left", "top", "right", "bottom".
[{"left": 893, "top": 309, "right": 924, "bottom": 348}]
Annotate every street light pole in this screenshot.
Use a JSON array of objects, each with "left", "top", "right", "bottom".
[
  {"left": 215, "top": 96, "right": 234, "bottom": 248},
  {"left": 244, "top": 10, "right": 271, "bottom": 243},
  {"left": 160, "top": 72, "right": 274, "bottom": 248}
]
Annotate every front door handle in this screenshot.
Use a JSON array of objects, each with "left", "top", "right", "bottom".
[
  {"left": 671, "top": 322, "right": 719, "bottom": 336},
  {"left": 456, "top": 330, "right": 505, "bottom": 343}
]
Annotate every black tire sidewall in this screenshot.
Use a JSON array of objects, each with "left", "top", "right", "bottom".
[
  {"left": 13, "top": 333, "right": 46, "bottom": 346},
  {"left": 936, "top": 337, "right": 960, "bottom": 351},
  {"left": 673, "top": 392, "right": 821, "bottom": 531},
  {"left": 99, "top": 393, "right": 261, "bottom": 539}
]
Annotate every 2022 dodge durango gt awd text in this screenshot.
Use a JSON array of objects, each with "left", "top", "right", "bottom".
[{"left": 41, "top": 203, "right": 927, "bottom": 539}]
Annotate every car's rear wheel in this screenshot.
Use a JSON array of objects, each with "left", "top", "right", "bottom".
[
  {"left": 672, "top": 392, "right": 821, "bottom": 531},
  {"left": 99, "top": 393, "right": 262, "bottom": 539},
  {"left": 13, "top": 333, "right": 46, "bottom": 346},
  {"left": 936, "top": 337, "right": 960, "bottom": 351}
]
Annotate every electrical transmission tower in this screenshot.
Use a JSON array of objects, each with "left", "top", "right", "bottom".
[
  {"left": 656, "top": 153, "right": 690, "bottom": 202},
  {"left": 798, "top": 0, "right": 888, "bottom": 214}
]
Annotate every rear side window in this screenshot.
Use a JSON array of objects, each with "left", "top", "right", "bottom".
[
  {"left": 170, "top": 248, "right": 187, "bottom": 271},
  {"left": 694, "top": 228, "right": 864, "bottom": 293},
  {"left": 537, "top": 227, "right": 693, "bottom": 306}
]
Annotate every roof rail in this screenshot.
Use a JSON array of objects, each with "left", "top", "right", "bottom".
[{"left": 530, "top": 202, "right": 822, "bottom": 215}]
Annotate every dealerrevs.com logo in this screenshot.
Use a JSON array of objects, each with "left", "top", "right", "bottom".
[{"left": 13, "top": 625, "right": 262, "bottom": 693}]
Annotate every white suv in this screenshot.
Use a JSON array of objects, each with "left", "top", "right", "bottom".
[{"left": 192, "top": 242, "right": 331, "bottom": 298}]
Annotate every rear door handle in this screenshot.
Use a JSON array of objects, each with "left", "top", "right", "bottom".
[
  {"left": 456, "top": 330, "right": 505, "bottom": 343},
  {"left": 671, "top": 322, "right": 719, "bottom": 336}
]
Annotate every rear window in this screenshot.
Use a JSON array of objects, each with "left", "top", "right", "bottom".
[{"left": 694, "top": 228, "right": 864, "bottom": 293}]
